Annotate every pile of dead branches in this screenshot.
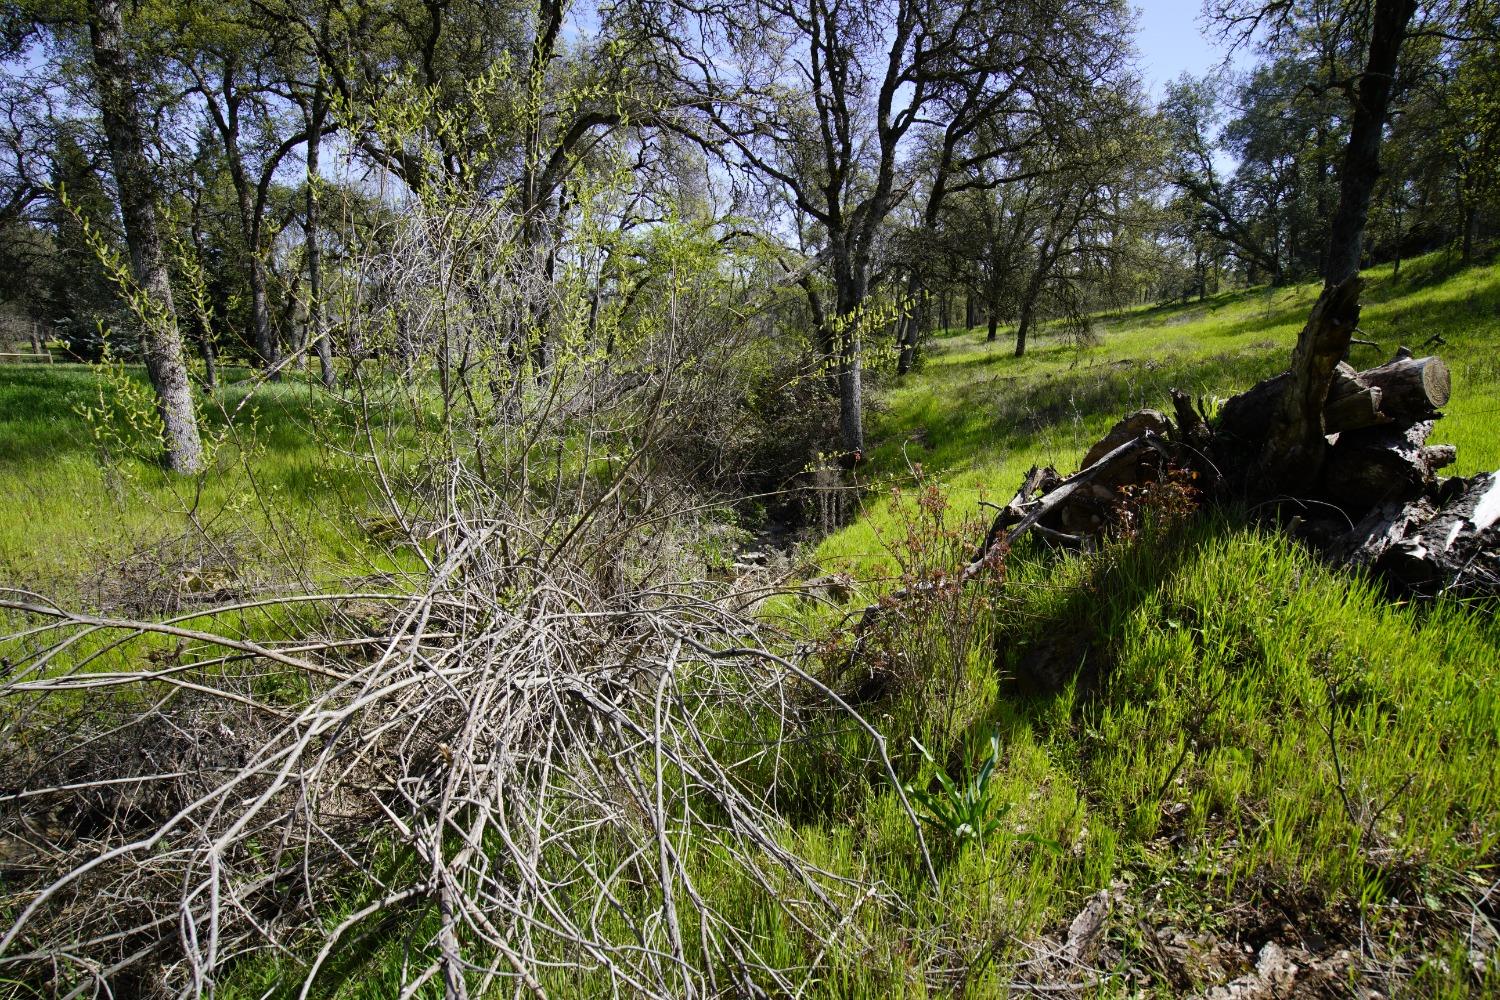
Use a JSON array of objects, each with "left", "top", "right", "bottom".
[
  {"left": 0, "top": 491, "right": 901, "bottom": 996},
  {"left": 0, "top": 180, "right": 906, "bottom": 997}
]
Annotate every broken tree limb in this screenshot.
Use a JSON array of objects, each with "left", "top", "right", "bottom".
[
  {"left": 845, "top": 434, "right": 1170, "bottom": 668},
  {"left": 1322, "top": 380, "right": 1387, "bottom": 434},
  {"left": 972, "top": 464, "right": 1052, "bottom": 561},
  {"left": 1261, "top": 275, "right": 1365, "bottom": 488},
  {"left": 1168, "top": 389, "right": 1210, "bottom": 445},
  {"left": 1338, "top": 472, "right": 1500, "bottom": 594},
  {"left": 988, "top": 432, "right": 1169, "bottom": 560}
]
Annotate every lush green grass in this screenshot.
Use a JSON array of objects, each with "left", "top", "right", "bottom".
[
  {"left": 753, "top": 533, "right": 1497, "bottom": 995},
  {"left": 740, "top": 252, "right": 1500, "bottom": 994},
  {"left": 820, "top": 252, "right": 1500, "bottom": 579},
  {"left": 0, "top": 364, "right": 412, "bottom": 601},
  {"left": 9, "top": 254, "right": 1500, "bottom": 995}
]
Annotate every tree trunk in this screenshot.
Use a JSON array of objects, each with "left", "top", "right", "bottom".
[
  {"left": 1015, "top": 263, "right": 1049, "bottom": 358},
  {"left": 895, "top": 272, "right": 922, "bottom": 374},
  {"left": 87, "top": 0, "right": 202, "bottom": 474},
  {"left": 235, "top": 177, "right": 278, "bottom": 373},
  {"left": 834, "top": 269, "right": 865, "bottom": 460},
  {"left": 1258, "top": 276, "right": 1364, "bottom": 487},
  {"left": 987, "top": 313, "right": 998, "bottom": 342},
  {"left": 186, "top": 208, "right": 217, "bottom": 392},
  {"left": 306, "top": 77, "right": 335, "bottom": 389},
  {"left": 838, "top": 334, "right": 864, "bottom": 459},
  {"left": 1254, "top": 0, "right": 1416, "bottom": 489},
  {"left": 1323, "top": 0, "right": 1419, "bottom": 287}
]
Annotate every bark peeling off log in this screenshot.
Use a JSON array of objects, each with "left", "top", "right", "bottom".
[
  {"left": 1321, "top": 420, "right": 1441, "bottom": 511},
  {"left": 1340, "top": 473, "right": 1500, "bottom": 595}
]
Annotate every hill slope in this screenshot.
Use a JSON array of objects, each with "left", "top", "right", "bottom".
[{"left": 762, "top": 254, "right": 1500, "bottom": 996}]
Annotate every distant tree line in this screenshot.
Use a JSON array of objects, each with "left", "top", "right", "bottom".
[
  {"left": 0, "top": 0, "right": 1494, "bottom": 474},
  {"left": 1162, "top": 0, "right": 1500, "bottom": 294}
]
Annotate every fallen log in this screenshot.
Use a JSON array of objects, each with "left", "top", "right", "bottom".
[
  {"left": 1218, "top": 351, "right": 1448, "bottom": 452},
  {"left": 1321, "top": 419, "right": 1451, "bottom": 509},
  {"left": 1340, "top": 472, "right": 1500, "bottom": 594},
  {"left": 1355, "top": 348, "right": 1450, "bottom": 418}
]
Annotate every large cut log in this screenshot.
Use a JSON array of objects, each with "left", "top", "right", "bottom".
[
  {"left": 1219, "top": 352, "right": 1448, "bottom": 451},
  {"left": 1353, "top": 348, "right": 1450, "bottom": 419},
  {"left": 1321, "top": 419, "right": 1454, "bottom": 510}
]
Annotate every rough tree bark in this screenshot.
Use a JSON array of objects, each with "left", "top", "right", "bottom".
[
  {"left": 187, "top": 207, "right": 218, "bottom": 392},
  {"left": 1258, "top": 0, "right": 1418, "bottom": 488},
  {"left": 305, "top": 70, "right": 336, "bottom": 389},
  {"left": 87, "top": 0, "right": 203, "bottom": 474},
  {"left": 1323, "top": 0, "right": 1420, "bottom": 286},
  {"left": 833, "top": 261, "right": 867, "bottom": 458},
  {"left": 1258, "top": 275, "right": 1364, "bottom": 487},
  {"left": 1014, "top": 256, "right": 1050, "bottom": 358}
]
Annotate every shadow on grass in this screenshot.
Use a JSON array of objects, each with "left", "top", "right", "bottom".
[{"left": 1001, "top": 514, "right": 1229, "bottom": 697}]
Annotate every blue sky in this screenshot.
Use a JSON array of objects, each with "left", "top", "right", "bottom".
[{"left": 1134, "top": 0, "right": 1241, "bottom": 98}]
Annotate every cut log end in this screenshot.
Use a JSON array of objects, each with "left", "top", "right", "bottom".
[{"left": 1422, "top": 358, "right": 1451, "bottom": 408}]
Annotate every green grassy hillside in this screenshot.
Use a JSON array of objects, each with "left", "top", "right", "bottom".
[
  {"left": 819, "top": 253, "right": 1500, "bottom": 578},
  {"left": 750, "top": 253, "right": 1500, "bottom": 996},
  {"left": 0, "top": 366, "right": 408, "bottom": 604}
]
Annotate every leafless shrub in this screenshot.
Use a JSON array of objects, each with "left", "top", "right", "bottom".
[{"left": 0, "top": 486, "right": 925, "bottom": 996}]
